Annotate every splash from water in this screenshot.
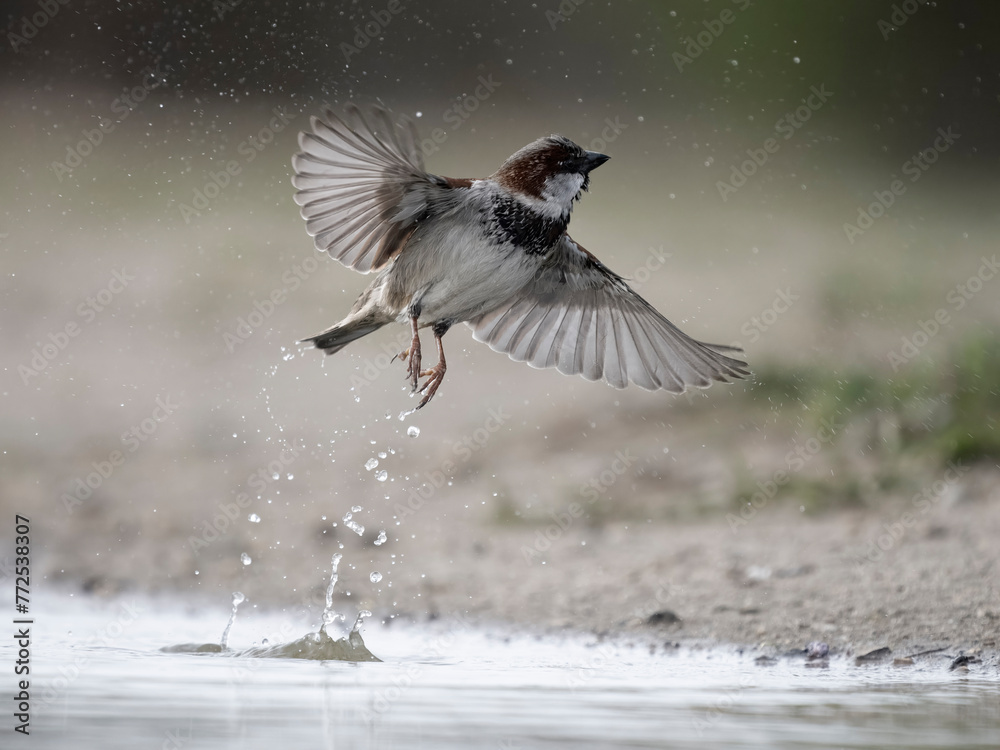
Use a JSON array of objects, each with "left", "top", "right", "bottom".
[
  {"left": 220, "top": 591, "right": 245, "bottom": 649},
  {"left": 321, "top": 553, "right": 344, "bottom": 636},
  {"left": 161, "top": 574, "right": 380, "bottom": 662},
  {"left": 342, "top": 511, "right": 365, "bottom": 536}
]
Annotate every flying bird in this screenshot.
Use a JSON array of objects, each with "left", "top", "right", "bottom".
[{"left": 292, "top": 104, "right": 748, "bottom": 408}]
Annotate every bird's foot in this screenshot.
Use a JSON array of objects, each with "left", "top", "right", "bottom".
[
  {"left": 415, "top": 361, "right": 447, "bottom": 409},
  {"left": 403, "top": 339, "right": 422, "bottom": 391}
]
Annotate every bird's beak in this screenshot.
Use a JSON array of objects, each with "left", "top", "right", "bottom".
[{"left": 582, "top": 151, "right": 610, "bottom": 172}]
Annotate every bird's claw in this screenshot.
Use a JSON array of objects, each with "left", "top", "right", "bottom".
[
  {"left": 415, "top": 362, "right": 446, "bottom": 409},
  {"left": 405, "top": 344, "right": 422, "bottom": 391}
]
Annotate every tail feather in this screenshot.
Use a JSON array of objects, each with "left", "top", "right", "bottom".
[{"left": 302, "top": 320, "right": 386, "bottom": 355}]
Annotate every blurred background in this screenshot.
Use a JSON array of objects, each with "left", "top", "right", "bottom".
[{"left": 1, "top": 0, "right": 998, "bottom": 630}]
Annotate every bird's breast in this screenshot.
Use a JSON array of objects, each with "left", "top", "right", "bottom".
[{"left": 484, "top": 194, "right": 568, "bottom": 256}]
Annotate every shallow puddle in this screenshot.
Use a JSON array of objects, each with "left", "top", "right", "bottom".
[{"left": 18, "top": 594, "right": 1000, "bottom": 749}]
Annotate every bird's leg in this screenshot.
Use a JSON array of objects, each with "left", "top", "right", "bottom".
[
  {"left": 416, "top": 321, "right": 450, "bottom": 409},
  {"left": 398, "top": 314, "right": 423, "bottom": 391}
]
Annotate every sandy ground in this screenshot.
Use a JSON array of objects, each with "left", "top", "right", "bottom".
[{"left": 13, "top": 387, "right": 1000, "bottom": 668}]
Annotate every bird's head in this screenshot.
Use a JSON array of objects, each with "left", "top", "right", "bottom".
[{"left": 490, "top": 135, "right": 610, "bottom": 217}]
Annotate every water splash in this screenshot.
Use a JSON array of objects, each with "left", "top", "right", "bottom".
[
  {"left": 162, "top": 568, "right": 380, "bottom": 663},
  {"left": 350, "top": 610, "right": 372, "bottom": 636},
  {"left": 220, "top": 591, "right": 245, "bottom": 649},
  {"left": 374, "top": 530, "right": 387, "bottom": 546},
  {"left": 342, "top": 511, "right": 365, "bottom": 536},
  {"left": 320, "top": 553, "right": 345, "bottom": 637}
]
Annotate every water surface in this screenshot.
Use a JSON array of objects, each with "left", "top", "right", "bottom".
[{"left": 17, "top": 595, "right": 1000, "bottom": 749}]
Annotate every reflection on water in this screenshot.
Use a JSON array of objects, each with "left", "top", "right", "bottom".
[{"left": 24, "top": 595, "right": 1000, "bottom": 750}]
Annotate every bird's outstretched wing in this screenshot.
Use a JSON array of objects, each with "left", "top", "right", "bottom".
[
  {"left": 469, "top": 235, "right": 749, "bottom": 392},
  {"left": 292, "top": 104, "right": 442, "bottom": 273}
]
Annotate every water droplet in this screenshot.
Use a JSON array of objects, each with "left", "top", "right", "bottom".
[
  {"left": 365, "top": 458, "right": 379, "bottom": 471},
  {"left": 374, "top": 529, "right": 387, "bottom": 546},
  {"left": 370, "top": 572, "right": 382, "bottom": 583},
  {"left": 232, "top": 591, "right": 245, "bottom": 605},
  {"left": 248, "top": 513, "right": 261, "bottom": 523},
  {"left": 375, "top": 470, "right": 388, "bottom": 482},
  {"left": 406, "top": 425, "right": 420, "bottom": 438},
  {"left": 343, "top": 512, "right": 365, "bottom": 536},
  {"left": 240, "top": 553, "right": 252, "bottom": 566},
  {"left": 793, "top": 56, "right": 801, "bottom": 64},
  {"left": 351, "top": 505, "right": 363, "bottom": 513}
]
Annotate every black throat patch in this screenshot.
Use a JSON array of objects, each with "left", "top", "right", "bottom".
[{"left": 486, "top": 194, "right": 568, "bottom": 256}]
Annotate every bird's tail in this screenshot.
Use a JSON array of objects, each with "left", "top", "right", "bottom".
[{"left": 301, "top": 318, "right": 387, "bottom": 355}]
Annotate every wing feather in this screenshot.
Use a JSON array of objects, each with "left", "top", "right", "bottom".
[
  {"left": 291, "top": 104, "right": 446, "bottom": 273},
  {"left": 469, "top": 235, "right": 749, "bottom": 393}
]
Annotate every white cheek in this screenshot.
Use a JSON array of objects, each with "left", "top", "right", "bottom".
[{"left": 542, "top": 173, "right": 585, "bottom": 207}]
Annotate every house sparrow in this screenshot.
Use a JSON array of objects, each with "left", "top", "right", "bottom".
[{"left": 292, "top": 104, "right": 748, "bottom": 408}]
